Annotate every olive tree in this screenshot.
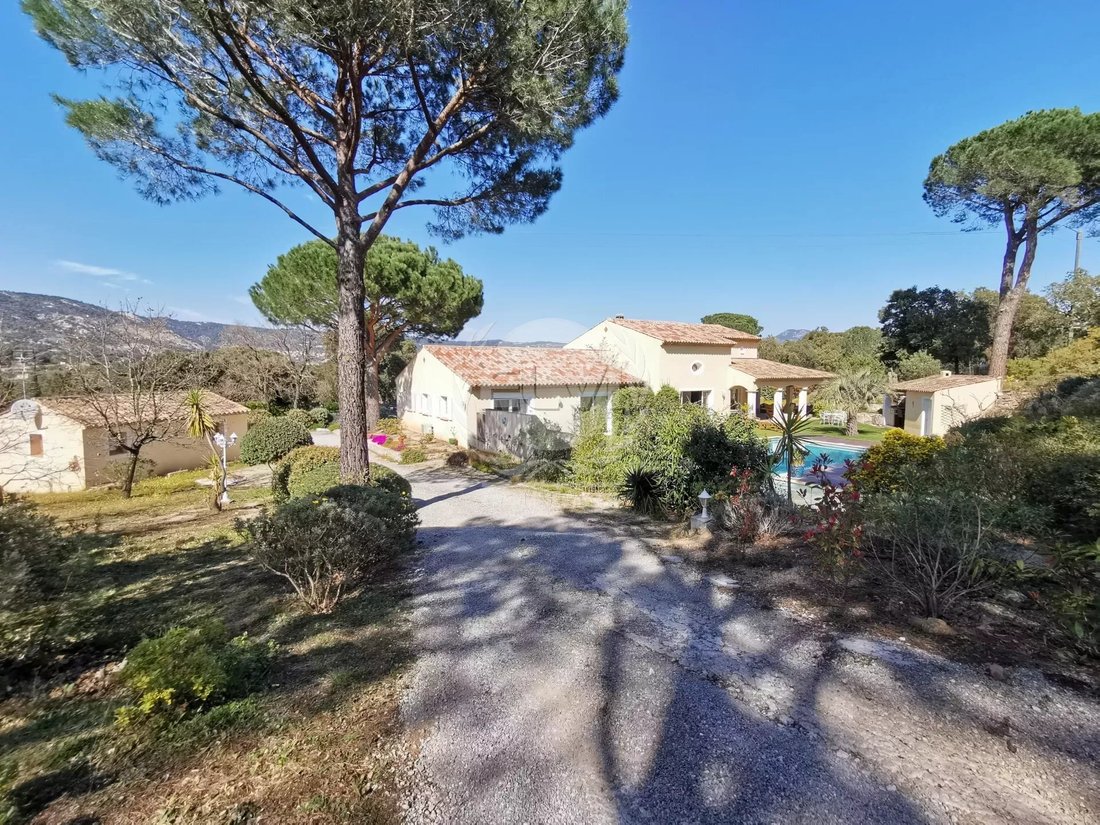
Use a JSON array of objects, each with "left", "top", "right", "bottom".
[
  {"left": 26, "top": 0, "right": 627, "bottom": 479},
  {"left": 924, "top": 108, "right": 1100, "bottom": 377}
]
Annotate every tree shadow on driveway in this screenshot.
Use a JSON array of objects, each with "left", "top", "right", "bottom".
[{"left": 402, "top": 502, "right": 929, "bottom": 824}]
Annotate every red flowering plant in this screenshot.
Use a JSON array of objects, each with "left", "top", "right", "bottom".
[
  {"left": 723, "top": 467, "right": 762, "bottom": 545},
  {"left": 801, "top": 455, "right": 865, "bottom": 582}
]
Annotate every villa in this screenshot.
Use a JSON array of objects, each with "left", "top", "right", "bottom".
[
  {"left": 565, "top": 316, "right": 835, "bottom": 418},
  {"left": 397, "top": 317, "right": 839, "bottom": 453}
]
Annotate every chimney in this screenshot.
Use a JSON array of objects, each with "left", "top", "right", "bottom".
[{"left": 614, "top": 314, "right": 625, "bottom": 319}]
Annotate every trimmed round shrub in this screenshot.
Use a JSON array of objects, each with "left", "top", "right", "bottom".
[
  {"left": 284, "top": 408, "right": 314, "bottom": 430},
  {"left": 239, "top": 486, "right": 418, "bottom": 612},
  {"left": 309, "top": 406, "right": 331, "bottom": 426},
  {"left": 446, "top": 451, "right": 469, "bottom": 467},
  {"left": 288, "top": 463, "right": 341, "bottom": 499},
  {"left": 240, "top": 416, "right": 312, "bottom": 465},
  {"left": 247, "top": 408, "right": 271, "bottom": 427},
  {"left": 370, "top": 464, "right": 412, "bottom": 498}
]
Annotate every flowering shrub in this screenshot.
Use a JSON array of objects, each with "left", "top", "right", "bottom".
[
  {"left": 802, "top": 459, "right": 864, "bottom": 581},
  {"left": 847, "top": 430, "right": 945, "bottom": 496}
]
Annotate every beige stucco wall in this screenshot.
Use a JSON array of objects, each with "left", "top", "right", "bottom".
[
  {"left": 0, "top": 409, "right": 247, "bottom": 493},
  {"left": 81, "top": 412, "right": 248, "bottom": 486},
  {"left": 901, "top": 379, "right": 1000, "bottom": 436},
  {"left": 397, "top": 349, "right": 477, "bottom": 446},
  {"left": 566, "top": 322, "right": 753, "bottom": 412},
  {"left": 0, "top": 409, "right": 87, "bottom": 493},
  {"left": 396, "top": 348, "right": 620, "bottom": 449}
]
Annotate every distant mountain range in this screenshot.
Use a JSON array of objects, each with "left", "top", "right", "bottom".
[
  {"left": 773, "top": 328, "right": 810, "bottom": 342},
  {"left": 0, "top": 290, "right": 564, "bottom": 361},
  {"left": 0, "top": 290, "right": 291, "bottom": 359}
]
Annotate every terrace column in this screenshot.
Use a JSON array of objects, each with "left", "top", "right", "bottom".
[
  {"left": 772, "top": 388, "right": 784, "bottom": 421},
  {"left": 882, "top": 393, "right": 892, "bottom": 426},
  {"left": 747, "top": 390, "right": 758, "bottom": 418},
  {"left": 797, "top": 387, "right": 809, "bottom": 416}
]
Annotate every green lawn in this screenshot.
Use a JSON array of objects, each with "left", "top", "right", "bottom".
[{"left": 755, "top": 421, "right": 892, "bottom": 444}]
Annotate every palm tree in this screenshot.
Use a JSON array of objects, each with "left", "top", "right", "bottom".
[
  {"left": 772, "top": 409, "right": 815, "bottom": 503},
  {"left": 817, "top": 370, "right": 889, "bottom": 437},
  {"left": 185, "top": 389, "right": 224, "bottom": 510}
]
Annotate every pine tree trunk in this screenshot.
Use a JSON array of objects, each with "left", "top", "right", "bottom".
[
  {"left": 335, "top": 219, "right": 371, "bottom": 483},
  {"left": 365, "top": 357, "right": 381, "bottom": 430},
  {"left": 988, "top": 218, "right": 1036, "bottom": 378}
]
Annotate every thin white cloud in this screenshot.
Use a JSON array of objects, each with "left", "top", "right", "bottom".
[
  {"left": 232, "top": 294, "right": 253, "bottom": 307},
  {"left": 54, "top": 259, "right": 151, "bottom": 285}
]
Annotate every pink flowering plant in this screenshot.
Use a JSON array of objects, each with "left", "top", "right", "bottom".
[{"left": 801, "top": 456, "right": 865, "bottom": 582}]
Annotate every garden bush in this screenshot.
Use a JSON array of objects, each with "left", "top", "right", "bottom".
[
  {"left": 284, "top": 408, "right": 314, "bottom": 430},
  {"left": 618, "top": 467, "right": 665, "bottom": 516},
  {"left": 446, "top": 450, "right": 469, "bottom": 467},
  {"left": 400, "top": 446, "right": 428, "bottom": 464},
  {"left": 720, "top": 468, "right": 797, "bottom": 547},
  {"left": 0, "top": 501, "right": 81, "bottom": 612},
  {"left": 273, "top": 447, "right": 412, "bottom": 500},
  {"left": 247, "top": 407, "right": 271, "bottom": 427},
  {"left": 569, "top": 403, "right": 767, "bottom": 514},
  {"left": 848, "top": 430, "right": 945, "bottom": 497},
  {"left": 239, "top": 485, "right": 418, "bottom": 612},
  {"left": 240, "top": 416, "right": 312, "bottom": 465},
  {"left": 309, "top": 406, "right": 331, "bottom": 426},
  {"left": 116, "top": 620, "right": 275, "bottom": 723},
  {"left": 370, "top": 464, "right": 412, "bottom": 498},
  {"left": 610, "top": 386, "right": 655, "bottom": 434},
  {"left": 376, "top": 417, "right": 403, "bottom": 435}
]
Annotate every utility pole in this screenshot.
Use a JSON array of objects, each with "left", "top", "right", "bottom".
[{"left": 1074, "top": 229, "right": 1083, "bottom": 273}]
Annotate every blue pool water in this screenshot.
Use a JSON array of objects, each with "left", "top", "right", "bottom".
[{"left": 768, "top": 438, "right": 867, "bottom": 480}]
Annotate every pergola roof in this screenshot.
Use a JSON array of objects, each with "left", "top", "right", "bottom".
[{"left": 729, "top": 358, "right": 834, "bottom": 384}]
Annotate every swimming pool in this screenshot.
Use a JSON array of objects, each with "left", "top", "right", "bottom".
[{"left": 768, "top": 438, "right": 868, "bottom": 481}]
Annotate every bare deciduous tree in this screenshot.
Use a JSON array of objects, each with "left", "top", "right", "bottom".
[{"left": 67, "top": 302, "right": 195, "bottom": 497}]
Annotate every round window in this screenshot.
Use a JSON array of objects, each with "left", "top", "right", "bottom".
[{"left": 690, "top": 361, "right": 703, "bottom": 373}]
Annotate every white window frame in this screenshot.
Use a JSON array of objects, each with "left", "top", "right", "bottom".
[
  {"left": 438, "top": 395, "right": 450, "bottom": 420},
  {"left": 420, "top": 393, "right": 430, "bottom": 415},
  {"left": 490, "top": 391, "right": 527, "bottom": 413},
  {"left": 679, "top": 389, "right": 710, "bottom": 407}
]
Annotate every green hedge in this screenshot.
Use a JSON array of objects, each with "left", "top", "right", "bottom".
[
  {"left": 273, "top": 445, "right": 412, "bottom": 501},
  {"left": 240, "top": 417, "right": 313, "bottom": 465}
]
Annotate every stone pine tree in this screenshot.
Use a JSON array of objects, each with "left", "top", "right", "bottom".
[
  {"left": 924, "top": 108, "right": 1100, "bottom": 378},
  {"left": 700, "top": 313, "right": 763, "bottom": 336},
  {"left": 26, "top": 0, "right": 627, "bottom": 480},
  {"left": 251, "top": 235, "right": 483, "bottom": 425}
]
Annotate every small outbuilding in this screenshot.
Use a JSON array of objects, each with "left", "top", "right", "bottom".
[
  {"left": 0, "top": 391, "right": 249, "bottom": 494},
  {"left": 889, "top": 373, "right": 1002, "bottom": 437}
]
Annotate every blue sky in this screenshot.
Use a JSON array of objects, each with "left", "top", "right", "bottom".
[{"left": 2, "top": 1, "right": 1099, "bottom": 341}]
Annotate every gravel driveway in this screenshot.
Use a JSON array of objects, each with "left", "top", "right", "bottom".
[{"left": 397, "top": 463, "right": 1100, "bottom": 824}]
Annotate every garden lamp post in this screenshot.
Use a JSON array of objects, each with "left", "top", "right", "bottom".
[
  {"left": 213, "top": 431, "right": 238, "bottom": 505},
  {"left": 698, "top": 489, "right": 711, "bottom": 521}
]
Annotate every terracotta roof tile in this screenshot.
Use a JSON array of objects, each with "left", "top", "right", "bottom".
[
  {"left": 425, "top": 345, "right": 641, "bottom": 388},
  {"left": 38, "top": 391, "right": 248, "bottom": 427},
  {"left": 608, "top": 317, "right": 761, "bottom": 345},
  {"left": 729, "top": 358, "right": 834, "bottom": 382},
  {"left": 892, "top": 374, "right": 1000, "bottom": 393}
]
